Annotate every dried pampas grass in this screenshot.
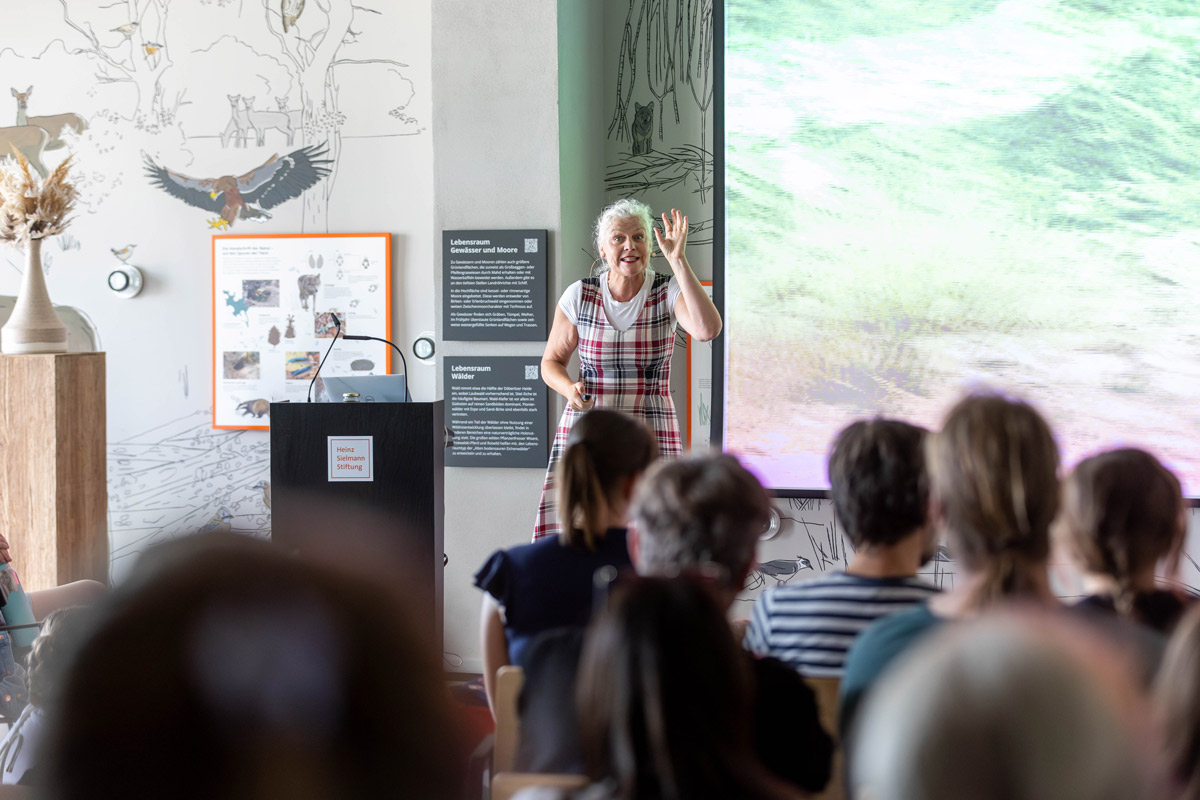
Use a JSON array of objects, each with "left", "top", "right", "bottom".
[{"left": 0, "top": 148, "right": 78, "bottom": 245}]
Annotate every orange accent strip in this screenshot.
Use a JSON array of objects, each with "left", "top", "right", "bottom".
[{"left": 686, "top": 278, "right": 710, "bottom": 448}]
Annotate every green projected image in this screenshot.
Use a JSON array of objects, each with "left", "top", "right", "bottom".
[{"left": 722, "top": 0, "right": 1200, "bottom": 493}]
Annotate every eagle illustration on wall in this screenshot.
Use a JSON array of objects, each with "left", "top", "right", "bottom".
[{"left": 143, "top": 143, "right": 332, "bottom": 227}]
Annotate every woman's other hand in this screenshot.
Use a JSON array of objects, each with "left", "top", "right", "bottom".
[
  {"left": 569, "top": 380, "right": 595, "bottom": 412},
  {"left": 654, "top": 208, "right": 688, "bottom": 269}
]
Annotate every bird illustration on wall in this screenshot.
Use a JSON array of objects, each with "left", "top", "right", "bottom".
[
  {"left": 252, "top": 480, "right": 272, "bottom": 511},
  {"left": 142, "top": 41, "right": 162, "bottom": 57},
  {"left": 199, "top": 507, "right": 233, "bottom": 534},
  {"left": 111, "top": 22, "right": 139, "bottom": 38},
  {"left": 281, "top": 0, "right": 306, "bottom": 32},
  {"left": 144, "top": 144, "right": 332, "bottom": 228},
  {"left": 111, "top": 244, "right": 136, "bottom": 262},
  {"left": 746, "top": 556, "right": 814, "bottom": 589}
]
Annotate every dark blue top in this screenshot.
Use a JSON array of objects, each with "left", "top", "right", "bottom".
[{"left": 473, "top": 528, "right": 632, "bottom": 667}]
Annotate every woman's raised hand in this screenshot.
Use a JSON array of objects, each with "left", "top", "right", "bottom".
[{"left": 653, "top": 208, "right": 688, "bottom": 267}]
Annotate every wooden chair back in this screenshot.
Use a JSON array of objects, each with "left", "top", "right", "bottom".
[{"left": 493, "top": 665, "right": 525, "bottom": 775}]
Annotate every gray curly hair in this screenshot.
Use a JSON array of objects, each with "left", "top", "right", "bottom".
[
  {"left": 631, "top": 453, "right": 770, "bottom": 587},
  {"left": 593, "top": 198, "right": 656, "bottom": 257}
]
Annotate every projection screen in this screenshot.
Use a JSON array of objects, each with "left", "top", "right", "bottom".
[{"left": 717, "top": 0, "right": 1200, "bottom": 496}]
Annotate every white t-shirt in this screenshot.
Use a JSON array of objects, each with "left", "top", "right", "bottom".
[
  {"left": 558, "top": 270, "right": 683, "bottom": 332},
  {"left": 0, "top": 705, "right": 43, "bottom": 785}
]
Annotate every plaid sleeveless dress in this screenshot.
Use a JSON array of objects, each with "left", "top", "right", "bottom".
[{"left": 533, "top": 272, "right": 682, "bottom": 540}]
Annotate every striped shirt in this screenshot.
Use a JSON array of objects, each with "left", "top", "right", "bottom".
[{"left": 744, "top": 572, "right": 940, "bottom": 679}]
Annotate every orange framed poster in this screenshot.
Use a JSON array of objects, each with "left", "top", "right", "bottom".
[
  {"left": 212, "top": 233, "right": 392, "bottom": 430},
  {"left": 685, "top": 281, "right": 714, "bottom": 449}
]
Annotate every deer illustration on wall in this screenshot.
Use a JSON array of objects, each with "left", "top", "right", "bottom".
[
  {"left": 220, "top": 94, "right": 253, "bottom": 148},
  {"left": 242, "top": 97, "right": 293, "bottom": 146},
  {"left": 275, "top": 98, "right": 303, "bottom": 136},
  {"left": 11, "top": 87, "right": 86, "bottom": 151},
  {"left": 0, "top": 124, "right": 50, "bottom": 177}
]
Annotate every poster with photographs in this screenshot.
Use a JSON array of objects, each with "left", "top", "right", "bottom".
[{"left": 212, "top": 233, "right": 391, "bottom": 430}]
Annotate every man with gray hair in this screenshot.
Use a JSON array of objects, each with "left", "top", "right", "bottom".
[{"left": 515, "top": 453, "right": 833, "bottom": 794}]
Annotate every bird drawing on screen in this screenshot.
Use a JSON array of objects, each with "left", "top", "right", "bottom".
[
  {"left": 252, "top": 480, "right": 271, "bottom": 511},
  {"left": 144, "top": 144, "right": 331, "bottom": 228},
  {"left": 200, "top": 507, "right": 234, "bottom": 534},
  {"left": 111, "top": 244, "right": 136, "bottom": 262},
  {"left": 753, "top": 556, "right": 813, "bottom": 586}
]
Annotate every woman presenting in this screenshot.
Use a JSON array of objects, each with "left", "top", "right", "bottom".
[{"left": 535, "top": 198, "right": 722, "bottom": 539}]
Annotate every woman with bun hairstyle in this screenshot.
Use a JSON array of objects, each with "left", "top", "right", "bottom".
[
  {"left": 1057, "top": 448, "right": 1190, "bottom": 635},
  {"left": 475, "top": 409, "right": 657, "bottom": 712},
  {"left": 840, "top": 391, "right": 1061, "bottom": 733}
]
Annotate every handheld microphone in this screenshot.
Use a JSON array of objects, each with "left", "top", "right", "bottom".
[
  {"left": 341, "top": 332, "right": 412, "bottom": 402},
  {"left": 306, "top": 312, "right": 343, "bottom": 403}
]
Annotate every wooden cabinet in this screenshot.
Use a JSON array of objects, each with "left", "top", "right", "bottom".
[{"left": 0, "top": 353, "right": 108, "bottom": 590}]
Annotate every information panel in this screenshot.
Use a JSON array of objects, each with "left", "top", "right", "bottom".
[
  {"left": 444, "top": 357, "right": 549, "bottom": 468},
  {"left": 212, "top": 233, "right": 391, "bottom": 430},
  {"left": 443, "top": 229, "right": 548, "bottom": 341}
]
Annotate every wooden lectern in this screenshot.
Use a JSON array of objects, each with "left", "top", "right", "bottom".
[
  {"left": 269, "top": 401, "right": 445, "bottom": 648},
  {"left": 0, "top": 353, "right": 109, "bottom": 591}
]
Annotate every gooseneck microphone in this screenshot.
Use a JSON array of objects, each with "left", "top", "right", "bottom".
[
  {"left": 340, "top": 330, "right": 412, "bottom": 402},
  {"left": 306, "top": 312, "right": 343, "bottom": 403}
]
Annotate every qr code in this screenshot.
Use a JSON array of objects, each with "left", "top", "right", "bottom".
[
  {"left": 524, "top": 364, "right": 539, "bottom": 380},
  {"left": 524, "top": 238, "right": 538, "bottom": 253}
]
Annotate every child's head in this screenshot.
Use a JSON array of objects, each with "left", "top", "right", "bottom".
[
  {"left": 828, "top": 418, "right": 930, "bottom": 550},
  {"left": 1056, "top": 448, "right": 1184, "bottom": 617},
  {"left": 927, "top": 392, "right": 1060, "bottom": 606},
  {"left": 557, "top": 409, "right": 658, "bottom": 551},
  {"left": 27, "top": 606, "right": 92, "bottom": 711}
]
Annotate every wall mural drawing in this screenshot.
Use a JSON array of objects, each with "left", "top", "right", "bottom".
[
  {"left": 0, "top": 1, "right": 430, "bottom": 581},
  {"left": 144, "top": 143, "right": 332, "bottom": 227},
  {"left": 108, "top": 408, "right": 271, "bottom": 580},
  {"left": 606, "top": 0, "right": 714, "bottom": 211}
]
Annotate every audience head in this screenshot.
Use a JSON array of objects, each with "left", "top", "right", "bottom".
[
  {"left": 44, "top": 533, "right": 462, "bottom": 800},
  {"left": 577, "top": 576, "right": 781, "bottom": 800},
  {"left": 1056, "top": 448, "right": 1185, "bottom": 620},
  {"left": 828, "top": 417, "right": 931, "bottom": 551},
  {"left": 26, "top": 606, "right": 93, "bottom": 712},
  {"left": 557, "top": 409, "right": 658, "bottom": 551},
  {"left": 1155, "top": 604, "right": 1200, "bottom": 800},
  {"left": 853, "top": 614, "right": 1150, "bottom": 800},
  {"left": 927, "top": 392, "right": 1059, "bottom": 607},
  {"left": 630, "top": 453, "right": 770, "bottom": 601}
]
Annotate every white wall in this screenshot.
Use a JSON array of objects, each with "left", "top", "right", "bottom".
[
  {"left": 0, "top": 1, "right": 434, "bottom": 580},
  {"left": 433, "top": 0, "right": 572, "bottom": 673}
]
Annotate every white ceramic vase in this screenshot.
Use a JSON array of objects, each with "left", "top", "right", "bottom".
[{"left": 0, "top": 238, "right": 68, "bottom": 354}]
